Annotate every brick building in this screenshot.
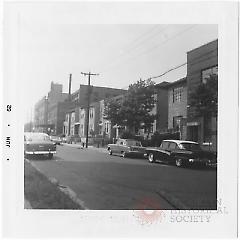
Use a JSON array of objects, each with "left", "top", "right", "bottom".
[
  {"left": 65, "top": 85, "right": 127, "bottom": 138},
  {"left": 187, "top": 39, "right": 218, "bottom": 151},
  {"left": 34, "top": 96, "right": 49, "bottom": 132},
  {"left": 166, "top": 77, "right": 187, "bottom": 139},
  {"left": 34, "top": 82, "right": 70, "bottom": 135},
  {"left": 46, "top": 82, "right": 69, "bottom": 135},
  {"left": 154, "top": 82, "right": 170, "bottom": 132},
  {"left": 71, "top": 84, "right": 127, "bottom": 108}
]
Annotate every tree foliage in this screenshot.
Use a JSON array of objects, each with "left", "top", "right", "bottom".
[
  {"left": 190, "top": 74, "right": 218, "bottom": 118},
  {"left": 104, "top": 79, "right": 156, "bottom": 133},
  {"left": 103, "top": 98, "right": 124, "bottom": 126}
]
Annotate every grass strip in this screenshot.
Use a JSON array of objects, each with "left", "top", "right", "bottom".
[{"left": 24, "top": 160, "right": 83, "bottom": 209}]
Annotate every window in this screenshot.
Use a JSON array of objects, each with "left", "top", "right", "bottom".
[
  {"left": 160, "top": 141, "right": 169, "bottom": 149},
  {"left": 173, "top": 116, "right": 183, "bottom": 130},
  {"left": 202, "top": 66, "right": 218, "bottom": 84},
  {"left": 169, "top": 142, "right": 177, "bottom": 150},
  {"left": 173, "top": 87, "right": 183, "bottom": 103}
]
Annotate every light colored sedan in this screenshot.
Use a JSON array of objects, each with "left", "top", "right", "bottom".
[
  {"left": 107, "top": 138, "right": 146, "bottom": 158},
  {"left": 24, "top": 132, "right": 56, "bottom": 159}
]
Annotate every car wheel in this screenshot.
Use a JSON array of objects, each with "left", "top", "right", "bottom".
[
  {"left": 108, "top": 149, "right": 112, "bottom": 155},
  {"left": 48, "top": 153, "right": 53, "bottom": 159},
  {"left": 148, "top": 153, "right": 155, "bottom": 163},
  {"left": 175, "top": 158, "right": 183, "bottom": 167}
]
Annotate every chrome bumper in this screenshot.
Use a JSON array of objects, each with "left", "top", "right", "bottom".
[{"left": 25, "top": 151, "right": 56, "bottom": 155}]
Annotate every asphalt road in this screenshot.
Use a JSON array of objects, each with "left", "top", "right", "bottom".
[{"left": 27, "top": 144, "right": 217, "bottom": 210}]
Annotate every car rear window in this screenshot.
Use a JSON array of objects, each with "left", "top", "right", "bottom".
[
  {"left": 25, "top": 134, "right": 50, "bottom": 141},
  {"left": 169, "top": 142, "right": 177, "bottom": 150},
  {"left": 179, "top": 143, "right": 201, "bottom": 151},
  {"left": 126, "top": 140, "right": 142, "bottom": 146},
  {"left": 160, "top": 141, "right": 169, "bottom": 149}
]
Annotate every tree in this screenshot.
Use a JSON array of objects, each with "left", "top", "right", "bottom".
[
  {"left": 103, "top": 98, "right": 124, "bottom": 126},
  {"left": 190, "top": 74, "right": 218, "bottom": 141},
  {"left": 104, "top": 79, "right": 156, "bottom": 135},
  {"left": 190, "top": 74, "right": 218, "bottom": 118},
  {"left": 122, "top": 78, "right": 156, "bottom": 133}
]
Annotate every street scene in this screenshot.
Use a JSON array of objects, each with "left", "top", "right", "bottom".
[
  {"left": 25, "top": 143, "right": 216, "bottom": 210},
  {"left": 23, "top": 23, "right": 218, "bottom": 210}
]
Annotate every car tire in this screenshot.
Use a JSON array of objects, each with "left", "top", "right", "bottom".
[
  {"left": 48, "top": 153, "right": 53, "bottom": 159},
  {"left": 148, "top": 153, "right": 155, "bottom": 163},
  {"left": 175, "top": 158, "right": 183, "bottom": 167},
  {"left": 108, "top": 149, "right": 112, "bottom": 155}
]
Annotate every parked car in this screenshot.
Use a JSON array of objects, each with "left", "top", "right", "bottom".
[
  {"left": 145, "top": 140, "right": 217, "bottom": 167},
  {"left": 65, "top": 135, "right": 81, "bottom": 144},
  {"left": 50, "top": 135, "right": 62, "bottom": 145},
  {"left": 107, "top": 138, "right": 146, "bottom": 158},
  {"left": 24, "top": 132, "right": 56, "bottom": 159}
]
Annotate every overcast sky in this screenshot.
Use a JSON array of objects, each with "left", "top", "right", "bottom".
[{"left": 4, "top": 2, "right": 218, "bottom": 123}]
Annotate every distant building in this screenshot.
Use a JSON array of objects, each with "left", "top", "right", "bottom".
[
  {"left": 34, "top": 96, "right": 48, "bottom": 132},
  {"left": 71, "top": 84, "right": 127, "bottom": 108},
  {"left": 187, "top": 39, "right": 218, "bottom": 151},
  {"left": 64, "top": 108, "right": 75, "bottom": 137},
  {"left": 34, "top": 82, "right": 70, "bottom": 135},
  {"left": 65, "top": 85, "right": 127, "bottom": 138}
]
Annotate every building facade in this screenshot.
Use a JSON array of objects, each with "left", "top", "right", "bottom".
[
  {"left": 47, "top": 82, "right": 69, "bottom": 135},
  {"left": 34, "top": 96, "right": 49, "bottom": 132},
  {"left": 187, "top": 39, "right": 218, "bottom": 151},
  {"left": 166, "top": 77, "right": 187, "bottom": 140}
]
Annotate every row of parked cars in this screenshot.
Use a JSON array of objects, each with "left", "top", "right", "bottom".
[
  {"left": 24, "top": 132, "right": 217, "bottom": 167},
  {"left": 107, "top": 138, "right": 217, "bottom": 168}
]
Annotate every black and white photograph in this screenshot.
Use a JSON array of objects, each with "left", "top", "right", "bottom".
[{"left": 2, "top": 1, "right": 238, "bottom": 238}]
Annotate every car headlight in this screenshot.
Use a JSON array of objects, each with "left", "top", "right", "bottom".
[{"left": 189, "top": 159, "right": 194, "bottom": 162}]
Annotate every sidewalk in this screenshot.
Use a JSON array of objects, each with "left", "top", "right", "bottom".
[{"left": 62, "top": 143, "right": 108, "bottom": 153}]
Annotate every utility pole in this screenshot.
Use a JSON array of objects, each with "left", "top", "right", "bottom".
[
  {"left": 81, "top": 71, "right": 99, "bottom": 148},
  {"left": 68, "top": 73, "right": 72, "bottom": 101},
  {"left": 68, "top": 74, "right": 72, "bottom": 137}
]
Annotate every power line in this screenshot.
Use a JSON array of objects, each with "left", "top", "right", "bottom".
[
  {"left": 100, "top": 25, "right": 170, "bottom": 72},
  {"left": 150, "top": 62, "right": 187, "bottom": 80},
  {"left": 101, "top": 25, "right": 197, "bottom": 74}
]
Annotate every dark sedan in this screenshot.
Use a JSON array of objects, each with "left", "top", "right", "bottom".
[
  {"left": 24, "top": 132, "right": 56, "bottom": 159},
  {"left": 145, "top": 140, "right": 217, "bottom": 167}
]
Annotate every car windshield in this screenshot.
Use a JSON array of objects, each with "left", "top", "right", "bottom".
[
  {"left": 25, "top": 134, "right": 50, "bottom": 142},
  {"left": 126, "top": 140, "right": 142, "bottom": 146},
  {"left": 179, "top": 143, "right": 202, "bottom": 151}
]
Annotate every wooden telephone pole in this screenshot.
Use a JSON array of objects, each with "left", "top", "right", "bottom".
[{"left": 81, "top": 72, "right": 99, "bottom": 148}]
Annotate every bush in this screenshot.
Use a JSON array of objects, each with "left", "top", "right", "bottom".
[
  {"left": 150, "top": 131, "right": 180, "bottom": 147},
  {"left": 120, "top": 130, "right": 135, "bottom": 139}
]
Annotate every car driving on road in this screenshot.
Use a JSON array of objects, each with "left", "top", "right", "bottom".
[
  {"left": 50, "top": 135, "right": 62, "bottom": 145},
  {"left": 24, "top": 132, "right": 57, "bottom": 159},
  {"left": 145, "top": 140, "right": 216, "bottom": 167},
  {"left": 107, "top": 138, "right": 146, "bottom": 158}
]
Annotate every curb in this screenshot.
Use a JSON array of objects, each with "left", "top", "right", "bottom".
[
  {"left": 25, "top": 159, "right": 88, "bottom": 210},
  {"left": 62, "top": 143, "right": 108, "bottom": 153},
  {"left": 157, "top": 190, "right": 189, "bottom": 210}
]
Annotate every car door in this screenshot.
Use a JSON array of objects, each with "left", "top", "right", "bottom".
[
  {"left": 118, "top": 140, "right": 126, "bottom": 154},
  {"left": 157, "top": 141, "right": 170, "bottom": 161},
  {"left": 167, "top": 142, "right": 178, "bottom": 163},
  {"left": 114, "top": 139, "right": 122, "bottom": 154}
]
